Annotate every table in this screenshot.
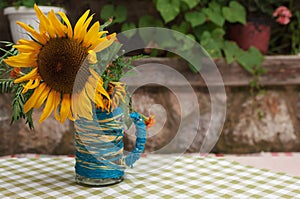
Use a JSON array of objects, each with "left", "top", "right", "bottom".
[{"left": 0, "top": 154, "right": 300, "bottom": 198}]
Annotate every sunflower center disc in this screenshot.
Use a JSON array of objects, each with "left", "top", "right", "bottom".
[{"left": 38, "top": 38, "right": 88, "bottom": 93}]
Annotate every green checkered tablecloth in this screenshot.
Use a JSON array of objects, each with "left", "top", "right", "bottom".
[{"left": 0, "top": 154, "right": 300, "bottom": 198}]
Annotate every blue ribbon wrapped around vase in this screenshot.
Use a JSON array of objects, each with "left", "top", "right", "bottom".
[{"left": 74, "top": 107, "right": 147, "bottom": 186}]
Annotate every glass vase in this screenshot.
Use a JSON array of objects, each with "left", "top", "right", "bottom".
[{"left": 74, "top": 107, "right": 146, "bottom": 186}]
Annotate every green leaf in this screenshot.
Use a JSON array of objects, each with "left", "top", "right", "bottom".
[
  {"left": 0, "top": 79, "right": 13, "bottom": 93},
  {"left": 211, "top": 28, "right": 225, "bottom": 38},
  {"left": 171, "top": 21, "right": 190, "bottom": 34},
  {"left": 119, "top": 93, "right": 133, "bottom": 129},
  {"left": 139, "top": 15, "right": 163, "bottom": 28},
  {"left": 203, "top": 2, "right": 225, "bottom": 27},
  {"left": 237, "top": 47, "right": 264, "bottom": 74},
  {"left": 100, "top": 5, "right": 127, "bottom": 24},
  {"left": 223, "top": 41, "right": 240, "bottom": 64},
  {"left": 200, "top": 31, "right": 223, "bottom": 58},
  {"left": 181, "top": 34, "right": 196, "bottom": 51},
  {"left": 138, "top": 16, "right": 164, "bottom": 46},
  {"left": 184, "top": 11, "right": 206, "bottom": 27},
  {"left": 0, "top": 1, "right": 8, "bottom": 9},
  {"left": 158, "top": 31, "right": 178, "bottom": 49},
  {"left": 121, "top": 23, "right": 136, "bottom": 38},
  {"left": 100, "top": 18, "right": 113, "bottom": 31},
  {"left": 121, "top": 22, "right": 136, "bottom": 31},
  {"left": 9, "top": 84, "right": 34, "bottom": 129},
  {"left": 93, "top": 42, "right": 123, "bottom": 75},
  {"left": 156, "top": 0, "right": 180, "bottom": 23},
  {"left": 22, "top": 0, "right": 35, "bottom": 8},
  {"left": 188, "top": 63, "right": 201, "bottom": 73},
  {"left": 181, "top": 0, "right": 200, "bottom": 9},
  {"left": 222, "top": 1, "right": 246, "bottom": 24},
  {"left": 25, "top": 109, "right": 34, "bottom": 129},
  {"left": 114, "top": 5, "right": 127, "bottom": 23},
  {"left": 100, "top": 4, "right": 114, "bottom": 21}
]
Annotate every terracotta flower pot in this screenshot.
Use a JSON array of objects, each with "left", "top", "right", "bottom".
[{"left": 228, "top": 18, "right": 271, "bottom": 54}]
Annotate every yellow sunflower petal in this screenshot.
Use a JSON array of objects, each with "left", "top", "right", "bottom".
[
  {"left": 87, "top": 75, "right": 110, "bottom": 100},
  {"left": 96, "top": 82, "right": 110, "bottom": 100},
  {"left": 23, "top": 83, "right": 47, "bottom": 113},
  {"left": 86, "top": 32, "right": 110, "bottom": 49},
  {"left": 27, "top": 78, "right": 40, "bottom": 89},
  {"left": 48, "top": 10, "right": 66, "bottom": 37},
  {"left": 33, "top": 4, "right": 44, "bottom": 20},
  {"left": 22, "top": 78, "right": 40, "bottom": 93},
  {"left": 73, "top": 10, "right": 90, "bottom": 41},
  {"left": 22, "top": 79, "right": 33, "bottom": 94},
  {"left": 88, "top": 37, "right": 106, "bottom": 51},
  {"left": 98, "top": 30, "right": 109, "bottom": 38},
  {"left": 38, "top": 89, "right": 56, "bottom": 123},
  {"left": 58, "top": 11, "right": 73, "bottom": 38},
  {"left": 54, "top": 109, "right": 61, "bottom": 122},
  {"left": 71, "top": 93, "right": 80, "bottom": 119},
  {"left": 81, "top": 89, "right": 93, "bottom": 120},
  {"left": 72, "top": 93, "right": 87, "bottom": 120},
  {"left": 16, "top": 40, "right": 42, "bottom": 54},
  {"left": 66, "top": 98, "right": 75, "bottom": 121},
  {"left": 14, "top": 68, "right": 38, "bottom": 83},
  {"left": 41, "top": 19, "right": 56, "bottom": 39},
  {"left": 83, "top": 21, "right": 101, "bottom": 47},
  {"left": 92, "top": 33, "right": 117, "bottom": 52},
  {"left": 87, "top": 50, "right": 97, "bottom": 64},
  {"left": 89, "top": 68, "right": 102, "bottom": 83},
  {"left": 7, "top": 52, "right": 36, "bottom": 59},
  {"left": 85, "top": 80, "right": 96, "bottom": 100},
  {"left": 87, "top": 75, "right": 98, "bottom": 88},
  {"left": 4, "top": 53, "right": 37, "bottom": 67},
  {"left": 17, "top": 39, "right": 42, "bottom": 49},
  {"left": 34, "top": 4, "right": 48, "bottom": 33},
  {"left": 34, "top": 85, "right": 51, "bottom": 109},
  {"left": 74, "top": 90, "right": 93, "bottom": 120},
  {"left": 52, "top": 90, "right": 62, "bottom": 122},
  {"left": 84, "top": 81, "right": 105, "bottom": 109},
  {"left": 13, "top": 44, "right": 38, "bottom": 53},
  {"left": 94, "top": 93, "right": 105, "bottom": 108},
  {"left": 75, "top": 93, "right": 85, "bottom": 119},
  {"left": 17, "top": 21, "right": 48, "bottom": 44},
  {"left": 51, "top": 91, "right": 62, "bottom": 122},
  {"left": 68, "top": 111, "right": 75, "bottom": 121},
  {"left": 34, "top": 4, "right": 57, "bottom": 38},
  {"left": 75, "top": 14, "right": 94, "bottom": 43},
  {"left": 17, "top": 39, "right": 31, "bottom": 45},
  {"left": 59, "top": 93, "right": 71, "bottom": 123}
]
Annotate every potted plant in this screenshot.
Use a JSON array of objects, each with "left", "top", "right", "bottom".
[
  {"left": 141, "top": 0, "right": 266, "bottom": 88},
  {"left": 227, "top": 0, "right": 292, "bottom": 54},
  {"left": 1, "top": 0, "right": 66, "bottom": 42}
]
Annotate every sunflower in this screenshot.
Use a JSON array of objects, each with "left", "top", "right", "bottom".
[{"left": 4, "top": 4, "right": 116, "bottom": 123}]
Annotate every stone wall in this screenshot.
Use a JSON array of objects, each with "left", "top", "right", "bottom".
[
  {"left": 1, "top": 1, "right": 300, "bottom": 155},
  {"left": 0, "top": 94, "right": 75, "bottom": 155},
  {"left": 1, "top": 57, "right": 300, "bottom": 155},
  {"left": 216, "top": 87, "right": 300, "bottom": 153}
]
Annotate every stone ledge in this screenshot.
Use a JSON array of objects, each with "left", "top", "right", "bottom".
[{"left": 131, "top": 56, "right": 300, "bottom": 87}]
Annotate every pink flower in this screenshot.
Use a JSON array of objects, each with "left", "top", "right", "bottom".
[{"left": 273, "top": 6, "right": 292, "bottom": 25}]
